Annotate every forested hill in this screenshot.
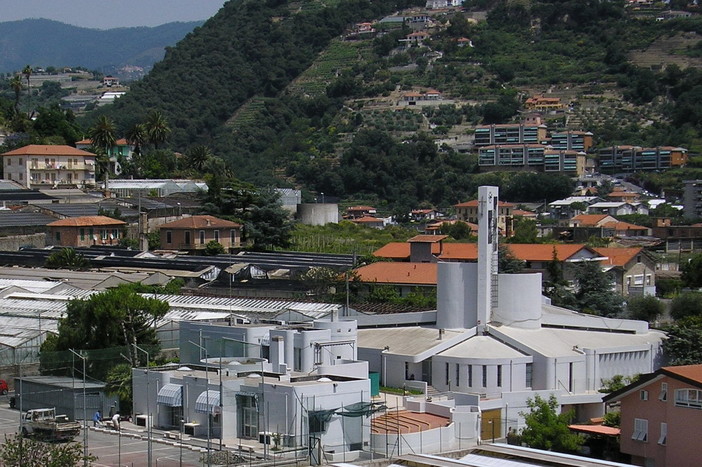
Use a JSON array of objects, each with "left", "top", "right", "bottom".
[
  {"left": 93, "top": 0, "right": 420, "bottom": 150},
  {"left": 0, "top": 19, "right": 203, "bottom": 73}
]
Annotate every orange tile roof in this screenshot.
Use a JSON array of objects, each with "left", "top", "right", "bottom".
[
  {"left": 593, "top": 247, "right": 643, "bottom": 267},
  {"left": 569, "top": 425, "right": 620, "bottom": 437},
  {"left": 454, "top": 200, "right": 515, "bottom": 208},
  {"left": 438, "top": 243, "right": 478, "bottom": 260},
  {"left": 601, "top": 221, "right": 648, "bottom": 231},
  {"left": 373, "top": 242, "right": 412, "bottom": 259},
  {"left": 571, "top": 214, "right": 610, "bottom": 226},
  {"left": 347, "top": 206, "right": 375, "bottom": 211},
  {"left": 662, "top": 364, "right": 702, "bottom": 384},
  {"left": 2, "top": 144, "right": 95, "bottom": 157},
  {"left": 160, "top": 215, "right": 241, "bottom": 229},
  {"left": 504, "top": 244, "right": 591, "bottom": 262},
  {"left": 408, "top": 234, "right": 448, "bottom": 243},
  {"left": 513, "top": 209, "right": 536, "bottom": 216},
  {"left": 47, "top": 216, "right": 126, "bottom": 227},
  {"left": 353, "top": 262, "right": 437, "bottom": 285},
  {"left": 352, "top": 216, "right": 383, "bottom": 224}
]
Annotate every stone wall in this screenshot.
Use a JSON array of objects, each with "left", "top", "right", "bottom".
[{"left": 0, "top": 233, "right": 45, "bottom": 251}]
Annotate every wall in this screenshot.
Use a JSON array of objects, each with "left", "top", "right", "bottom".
[
  {"left": 0, "top": 233, "right": 45, "bottom": 250},
  {"left": 297, "top": 204, "right": 339, "bottom": 226}
]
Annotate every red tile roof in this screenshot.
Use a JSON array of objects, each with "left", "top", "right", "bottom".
[
  {"left": 662, "top": 364, "right": 702, "bottom": 384},
  {"left": 353, "top": 262, "right": 437, "bottom": 285},
  {"left": 454, "top": 200, "right": 515, "bottom": 208},
  {"left": 503, "top": 244, "right": 592, "bottom": 262},
  {"left": 160, "top": 215, "right": 241, "bottom": 229},
  {"left": 593, "top": 247, "right": 643, "bottom": 267},
  {"left": 571, "top": 214, "right": 611, "bottom": 226},
  {"left": 569, "top": 425, "right": 620, "bottom": 437},
  {"left": 352, "top": 216, "right": 383, "bottom": 224},
  {"left": 408, "top": 234, "right": 448, "bottom": 243},
  {"left": 601, "top": 221, "right": 648, "bottom": 231},
  {"left": 373, "top": 242, "right": 591, "bottom": 262},
  {"left": 2, "top": 145, "right": 95, "bottom": 157},
  {"left": 47, "top": 216, "right": 126, "bottom": 227}
]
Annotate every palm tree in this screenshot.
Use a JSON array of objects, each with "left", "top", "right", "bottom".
[
  {"left": 89, "top": 115, "right": 117, "bottom": 154},
  {"left": 125, "top": 123, "right": 147, "bottom": 158},
  {"left": 9, "top": 75, "right": 22, "bottom": 115},
  {"left": 144, "top": 111, "right": 171, "bottom": 150},
  {"left": 22, "top": 65, "right": 32, "bottom": 117},
  {"left": 186, "top": 144, "right": 213, "bottom": 172}
]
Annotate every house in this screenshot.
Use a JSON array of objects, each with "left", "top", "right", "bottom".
[
  {"left": 1, "top": 145, "right": 97, "bottom": 188},
  {"left": 46, "top": 216, "right": 126, "bottom": 247},
  {"left": 76, "top": 137, "right": 134, "bottom": 175},
  {"left": 159, "top": 215, "right": 241, "bottom": 252},
  {"left": 456, "top": 37, "right": 474, "bottom": 47},
  {"left": 409, "top": 208, "right": 440, "bottom": 222},
  {"left": 350, "top": 216, "right": 385, "bottom": 229},
  {"left": 549, "top": 196, "right": 602, "bottom": 220},
  {"left": 102, "top": 75, "right": 120, "bottom": 87},
  {"left": 403, "top": 31, "right": 430, "bottom": 45},
  {"left": 651, "top": 222, "right": 702, "bottom": 252},
  {"left": 568, "top": 214, "right": 650, "bottom": 240},
  {"left": 607, "top": 188, "right": 641, "bottom": 203},
  {"left": 594, "top": 247, "right": 656, "bottom": 296},
  {"left": 587, "top": 201, "right": 649, "bottom": 217},
  {"left": 454, "top": 199, "right": 514, "bottom": 236},
  {"left": 345, "top": 206, "right": 376, "bottom": 219},
  {"left": 524, "top": 96, "right": 564, "bottom": 111},
  {"left": 399, "top": 89, "right": 443, "bottom": 106},
  {"left": 425, "top": 219, "right": 478, "bottom": 236},
  {"left": 603, "top": 364, "right": 702, "bottom": 467}
]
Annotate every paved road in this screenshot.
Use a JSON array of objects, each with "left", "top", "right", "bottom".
[{"left": 0, "top": 397, "right": 206, "bottom": 466}]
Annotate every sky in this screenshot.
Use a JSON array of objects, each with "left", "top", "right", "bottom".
[{"left": 0, "top": 0, "right": 229, "bottom": 29}]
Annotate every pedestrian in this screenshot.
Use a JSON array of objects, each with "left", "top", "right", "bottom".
[
  {"left": 112, "top": 412, "right": 120, "bottom": 431},
  {"left": 92, "top": 410, "right": 102, "bottom": 427}
]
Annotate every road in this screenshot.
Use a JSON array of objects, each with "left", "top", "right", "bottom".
[{"left": 0, "top": 397, "right": 206, "bottom": 466}]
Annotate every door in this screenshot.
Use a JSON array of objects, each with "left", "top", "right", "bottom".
[{"left": 481, "top": 409, "right": 502, "bottom": 442}]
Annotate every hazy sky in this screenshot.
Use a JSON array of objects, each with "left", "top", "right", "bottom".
[{"left": 0, "top": 0, "right": 229, "bottom": 29}]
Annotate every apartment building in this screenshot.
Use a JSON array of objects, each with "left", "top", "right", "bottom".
[
  {"left": 683, "top": 179, "right": 702, "bottom": 219},
  {"left": 1, "top": 144, "right": 97, "bottom": 188},
  {"left": 478, "top": 144, "right": 586, "bottom": 175},
  {"left": 548, "top": 130, "right": 593, "bottom": 152},
  {"left": 597, "top": 146, "right": 688, "bottom": 172},
  {"left": 473, "top": 123, "right": 547, "bottom": 147}
]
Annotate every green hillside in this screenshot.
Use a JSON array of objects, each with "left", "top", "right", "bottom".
[{"left": 83, "top": 0, "right": 702, "bottom": 211}]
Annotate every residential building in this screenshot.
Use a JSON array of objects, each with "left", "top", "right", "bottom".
[
  {"left": 594, "top": 247, "right": 656, "bottom": 296},
  {"left": 345, "top": 206, "right": 376, "bottom": 219},
  {"left": 159, "top": 215, "right": 241, "bottom": 252},
  {"left": 587, "top": 201, "right": 649, "bottom": 217},
  {"left": 597, "top": 146, "right": 688, "bottom": 172},
  {"left": 409, "top": 208, "right": 440, "bottom": 222},
  {"left": 454, "top": 199, "right": 514, "bottom": 236},
  {"left": 607, "top": 187, "right": 641, "bottom": 203},
  {"left": 399, "top": 89, "right": 442, "bottom": 106},
  {"left": 524, "top": 96, "right": 564, "bottom": 111},
  {"left": 682, "top": 179, "right": 702, "bottom": 219},
  {"left": 548, "top": 130, "right": 593, "bottom": 152},
  {"left": 569, "top": 214, "right": 650, "bottom": 240},
  {"left": 102, "top": 75, "right": 120, "bottom": 87},
  {"left": 473, "top": 123, "right": 548, "bottom": 147},
  {"left": 1, "top": 145, "right": 97, "bottom": 188},
  {"left": 351, "top": 216, "right": 385, "bottom": 229},
  {"left": 651, "top": 222, "right": 702, "bottom": 252},
  {"left": 603, "top": 364, "right": 702, "bottom": 467},
  {"left": 549, "top": 196, "right": 602, "bottom": 220},
  {"left": 46, "top": 216, "right": 126, "bottom": 247}
]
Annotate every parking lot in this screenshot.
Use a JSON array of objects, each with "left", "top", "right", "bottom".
[{"left": 0, "top": 395, "right": 209, "bottom": 466}]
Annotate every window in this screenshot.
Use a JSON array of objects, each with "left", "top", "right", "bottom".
[
  {"left": 640, "top": 390, "right": 648, "bottom": 401},
  {"left": 55, "top": 232, "right": 60, "bottom": 242},
  {"left": 634, "top": 275, "right": 644, "bottom": 286},
  {"left": 637, "top": 255, "right": 642, "bottom": 263},
  {"left": 456, "top": 364, "right": 460, "bottom": 387},
  {"left": 675, "top": 388, "right": 702, "bottom": 409},
  {"left": 166, "top": 231, "right": 172, "bottom": 244},
  {"left": 231, "top": 229, "right": 237, "bottom": 245},
  {"left": 569, "top": 363, "right": 574, "bottom": 392},
  {"left": 199, "top": 230, "right": 205, "bottom": 244},
  {"left": 6, "top": 158, "right": 10, "bottom": 166},
  {"left": 445, "top": 362, "right": 450, "bottom": 386},
  {"left": 80, "top": 228, "right": 85, "bottom": 241},
  {"left": 18, "top": 173, "right": 22, "bottom": 181},
  {"left": 214, "top": 230, "right": 220, "bottom": 243},
  {"left": 659, "top": 383, "right": 667, "bottom": 401},
  {"left": 497, "top": 365, "right": 502, "bottom": 387},
  {"left": 526, "top": 363, "right": 533, "bottom": 388},
  {"left": 626, "top": 276, "right": 631, "bottom": 286},
  {"left": 658, "top": 422, "right": 667, "bottom": 445},
  {"left": 184, "top": 231, "right": 191, "bottom": 245},
  {"left": 482, "top": 366, "right": 487, "bottom": 387},
  {"left": 468, "top": 364, "right": 472, "bottom": 387},
  {"left": 632, "top": 418, "right": 648, "bottom": 441}
]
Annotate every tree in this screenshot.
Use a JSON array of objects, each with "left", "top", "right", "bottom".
[
  {"left": 144, "top": 111, "right": 171, "bottom": 150},
  {"left": 544, "top": 248, "right": 577, "bottom": 309},
  {"left": 88, "top": 115, "right": 116, "bottom": 154},
  {"left": 681, "top": 253, "right": 702, "bottom": 288},
  {"left": 0, "top": 434, "right": 95, "bottom": 466},
  {"left": 662, "top": 316, "right": 702, "bottom": 365},
  {"left": 440, "top": 221, "right": 475, "bottom": 240},
  {"left": 39, "top": 284, "right": 168, "bottom": 380},
  {"left": 519, "top": 394, "right": 583, "bottom": 453},
  {"left": 9, "top": 75, "right": 22, "bottom": 114},
  {"left": 245, "top": 187, "right": 294, "bottom": 250},
  {"left": 125, "top": 123, "right": 147, "bottom": 159},
  {"left": 670, "top": 292, "right": 702, "bottom": 321},
  {"left": 498, "top": 245, "right": 524, "bottom": 273},
  {"left": 22, "top": 65, "right": 32, "bottom": 117},
  {"left": 508, "top": 217, "right": 538, "bottom": 243},
  {"left": 45, "top": 248, "right": 90, "bottom": 271},
  {"left": 573, "top": 261, "right": 623, "bottom": 317},
  {"left": 186, "top": 145, "right": 213, "bottom": 172},
  {"left": 599, "top": 374, "right": 638, "bottom": 393},
  {"left": 203, "top": 240, "right": 225, "bottom": 255},
  {"left": 105, "top": 363, "right": 134, "bottom": 415},
  {"left": 627, "top": 295, "right": 663, "bottom": 322}
]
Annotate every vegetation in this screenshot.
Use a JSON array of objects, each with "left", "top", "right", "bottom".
[
  {"left": 44, "top": 248, "right": 90, "bottom": 270},
  {"left": 572, "top": 261, "right": 624, "bottom": 317},
  {"left": 670, "top": 293, "right": 702, "bottom": 320},
  {"left": 0, "top": 434, "right": 95, "bottom": 466},
  {"left": 626, "top": 295, "right": 664, "bottom": 322},
  {"left": 599, "top": 374, "right": 639, "bottom": 393},
  {"left": 662, "top": 316, "right": 702, "bottom": 365},
  {"left": 519, "top": 394, "right": 583, "bottom": 454},
  {"left": 681, "top": 253, "right": 702, "bottom": 288}
]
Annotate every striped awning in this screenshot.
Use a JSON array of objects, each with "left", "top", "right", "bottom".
[
  {"left": 195, "top": 390, "right": 221, "bottom": 414},
  {"left": 157, "top": 384, "right": 183, "bottom": 407}
]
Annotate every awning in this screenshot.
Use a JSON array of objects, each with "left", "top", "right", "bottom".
[
  {"left": 195, "top": 390, "right": 221, "bottom": 414},
  {"left": 157, "top": 384, "right": 183, "bottom": 407}
]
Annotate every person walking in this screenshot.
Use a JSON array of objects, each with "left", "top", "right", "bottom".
[
  {"left": 92, "top": 410, "right": 102, "bottom": 427},
  {"left": 112, "top": 412, "right": 120, "bottom": 431}
]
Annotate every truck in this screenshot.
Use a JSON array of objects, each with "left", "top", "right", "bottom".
[{"left": 20, "top": 408, "right": 81, "bottom": 441}]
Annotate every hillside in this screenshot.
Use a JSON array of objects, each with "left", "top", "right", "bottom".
[
  {"left": 88, "top": 0, "right": 702, "bottom": 211},
  {"left": 0, "top": 19, "right": 204, "bottom": 74}
]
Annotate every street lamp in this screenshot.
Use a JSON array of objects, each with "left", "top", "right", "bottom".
[
  {"left": 133, "top": 344, "right": 153, "bottom": 467},
  {"left": 69, "top": 349, "right": 87, "bottom": 467},
  {"left": 188, "top": 339, "right": 212, "bottom": 467}
]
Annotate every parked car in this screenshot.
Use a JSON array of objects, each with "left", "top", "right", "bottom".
[{"left": 0, "top": 379, "right": 8, "bottom": 395}]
